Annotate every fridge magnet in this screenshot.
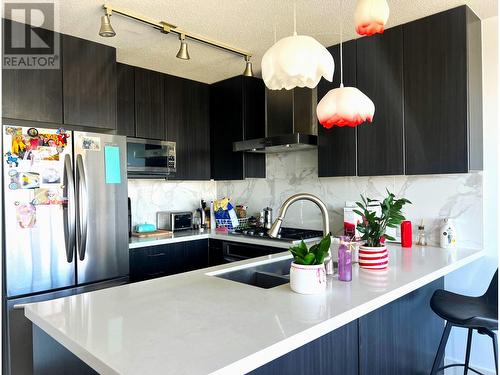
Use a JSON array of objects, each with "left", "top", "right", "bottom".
[
  {"left": 5, "top": 152, "right": 19, "bottom": 167},
  {"left": 56, "top": 128, "right": 70, "bottom": 146},
  {"left": 81, "top": 136, "right": 101, "bottom": 151},
  {"left": 30, "top": 146, "right": 59, "bottom": 161},
  {"left": 104, "top": 145, "right": 121, "bottom": 184},
  {"left": 27, "top": 127, "right": 39, "bottom": 137},
  {"left": 8, "top": 169, "right": 19, "bottom": 190},
  {"left": 19, "top": 172, "right": 40, "bottom": 189},
  {"left": 34, "top": 188, "right": 62, "bottom": 205},
  {"left": 11, "top": 135, "right": 27, "bottom": 157},
  {"left": 41, "top": 168, "right": 61, "bottom": 184},
  {"left": 16, "top": 203, "right": 36, "bottom": 229},
  {"left": 5, "top": 127, "right": 21, "bottom": 136}
]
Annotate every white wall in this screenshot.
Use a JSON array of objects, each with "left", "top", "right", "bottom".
[{"left": 443, "top": 15, "right": 498, "bottom": 374}]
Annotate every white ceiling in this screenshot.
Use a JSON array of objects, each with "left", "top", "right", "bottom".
[{"left": 16, "top": 0, "right": 500, "bottom": 83}]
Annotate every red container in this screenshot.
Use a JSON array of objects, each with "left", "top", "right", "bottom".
[{"left": 401, "top": 220, "right": 412, "bottom": 248}]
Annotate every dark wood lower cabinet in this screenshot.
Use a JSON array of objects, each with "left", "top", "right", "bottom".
[
  {"left": 253, "top": 277, "right": 444, "bottom": 375},
  {"left": 250, "top": 320, "right": 358, "bottom": 375},
  {"left": 129, "top": 239, "right": 209, "bottom": 281}
]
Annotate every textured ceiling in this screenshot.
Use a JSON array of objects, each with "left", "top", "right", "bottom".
[{"left": 12, "top": 0, "right": 498, "bottom": 83}]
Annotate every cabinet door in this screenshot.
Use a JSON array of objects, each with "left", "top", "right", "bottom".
[
  {"left": 130, "top": 246, "right": 170, "bottom": 281},
  {"left": 183, "top": 240, "right": 209, "bottom": 272},
  {"left": 2, "top": 20, "right": 63, "bottom": 123},
  {"left": 166, "top": 77, "right": 210, "bottom": 180},
  {"left": 317, "top": 40, "right": 357, "bottom": 177},
  {"left": 403, "top": 7, "right": 468, "bottom": 174},
  {"left": 210, "top": 77, "right": 245, "bottom": 180},
  {"left": 243, "top": 77, "right": 266, "bottom": 178},
  {"left": 356, "top": 26, "right": 404, "bottom": 176},
  {"left": 208, "top": 239, "right": 224, "bottom": 266},
  {"left": 135, "top": 67, "right": 165, "bottom": 140},
  {"left": 116, "top": 63, "right": 135, "bottom": 137},
  {"left": 358, "top": 278, "right": 444, "bottom": 375},
  {"left": 62, "top": 35, "right": 116, "bottom": 130}
]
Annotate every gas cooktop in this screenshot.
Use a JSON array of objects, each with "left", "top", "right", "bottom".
[{"left": 231, "top": 227, "right": 323, "bottom": 243}]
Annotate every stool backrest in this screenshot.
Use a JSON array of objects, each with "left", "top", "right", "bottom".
[{"left": 483, "top": 269, "right": 498, "bottom": 307}]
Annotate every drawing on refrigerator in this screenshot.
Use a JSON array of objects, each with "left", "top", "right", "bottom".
[{"left": 2, "top": 125, "right": 130, "bottom": 375}]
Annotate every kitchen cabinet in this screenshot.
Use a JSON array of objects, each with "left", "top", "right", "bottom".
[
  {"left": 210, "top": 76, "right": 266, "bottom": 180},
  {"left": 134, "top": 67, "right": 165, "bottom": 140},
  {"left": 116, "top": 63, "right": 136, "bottom": 137},
  {"left": 403, "top": 6, "right": 482, "bottom": 174},
  {"left": 208, "top": 239, "right": 225, "bottom": 266},
  {"left": 356, "top": 26, "right": 404, "bottom": 176},
  {"left": 2, "top": 19, "right": 63, "bottom": 124},
  {"left": 317, "top": 40, "right": 357, "bottom": 177},
  {"left": 358, "top": 278, "right": 443, "bottom": 374},
  {"left": 62, "top": 34, "right": 116, "bottom": 130},
  {"left": 129, "top": 240, "right": 209, "bottom": 281},
  {"left": 166, "top": 76, "right": 211, "bottom": 180}
]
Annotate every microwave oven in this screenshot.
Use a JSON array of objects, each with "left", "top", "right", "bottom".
[{"left": 127, "top": 138, "right": 176, "bottom": 178}]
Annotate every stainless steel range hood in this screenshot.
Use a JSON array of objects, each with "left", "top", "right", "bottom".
[{"left": 233, "top": 87, "right": 318, "bottom": 154}]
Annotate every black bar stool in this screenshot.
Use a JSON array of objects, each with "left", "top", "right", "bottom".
[{"left": 430, "top": 269, "right": 498, "bottom": 375}]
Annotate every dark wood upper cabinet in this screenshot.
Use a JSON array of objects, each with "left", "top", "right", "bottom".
[
  {"left": 356, "top": 26, "right": 404, "bottom": 176},
  {"left": 210, "top": 76, "right": 266, "bottom": 180},
  {"left": 2, "top": 19, "right": 63, "bottom": 124},
  {"left": 403, "top": 6, "right": 482, "bottom": 174},
  {"left": 166, "top": 76, "right": 211, "bottom": 180},
  {"left": 317, "top": 39, "right": 357, "bottom": 177},
  {"left": 62, "top": 34, "right": 116, "bottom": 130},
  {"left": 116, "top": 63, "right": 135, "bottom": 137},
  {"left": 134, "top": 67, "right": 165, "bottom": 140}
]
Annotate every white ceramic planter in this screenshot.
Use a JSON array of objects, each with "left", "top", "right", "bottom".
[
  {"left": 358, "top": 245, "right": 388, "bottom": 270},
  {"left": 289, "top": 262, "right": 327, "bottom": 294}
]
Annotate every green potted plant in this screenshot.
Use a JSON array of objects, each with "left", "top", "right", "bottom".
[
  {"left": 354, "top": 190, "right": 411, "bottom": 270},
  {"left": 288, "top": 235, "right": 331, "bottom": 294}
]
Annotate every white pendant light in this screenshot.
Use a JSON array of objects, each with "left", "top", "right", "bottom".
[
  {"left": 317, "top": 0, "right": 375, "bottom": 128},
  {"left": 354, "top": 0, "right": 390, "bottom": 36},
  {"left": 261, "top": 4, "right": 334, "bottom": 90}
]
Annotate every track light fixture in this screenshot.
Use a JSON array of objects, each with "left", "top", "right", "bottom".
[
  {"left": 99, "top": 4, "right": 251, "bottom": 74},
  {"left": 243, "top": 56, "right": 253, "bottom": 77},
  {"left": 99, "top": 8, "right": 115, "bottom": 37},
  {"left": 176, "top": 34, "right": 190, "bottom": 60}
]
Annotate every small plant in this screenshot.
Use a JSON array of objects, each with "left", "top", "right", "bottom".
[
  {"left": 289, "top": 235, "right": 331, "bottom": 265},
  {"left": 354, "top": 190, "right": 411, "bottom": 247}
]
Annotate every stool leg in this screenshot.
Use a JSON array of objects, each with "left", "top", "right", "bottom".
[
  {"left": 431, "top": 322, "right": 452, "bottom": 375},
  {"left": 463, "top": 328, "right": 473, "bottom": 375},
  {"left": 492, "top": 332, "right": 498, "bottom": 375}
]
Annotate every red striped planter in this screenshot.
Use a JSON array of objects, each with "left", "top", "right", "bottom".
[{"left": 359, "top": 245, "right": 388, "bottom": 270}]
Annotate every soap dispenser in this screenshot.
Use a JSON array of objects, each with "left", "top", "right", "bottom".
[{"left": 440, "top": 218, "right": 457, "bottom": 248}]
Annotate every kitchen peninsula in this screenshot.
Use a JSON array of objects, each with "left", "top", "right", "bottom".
[{"left": 25, "top": 244, "right": 483, "bottom": 375}]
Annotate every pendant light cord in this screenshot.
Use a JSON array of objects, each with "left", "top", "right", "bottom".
[
  {"left": 340, "top": 0, "right": 343, "bottom": 87},
  {"left": 293, "top": 1, "right": 297, "bottom": 36}
]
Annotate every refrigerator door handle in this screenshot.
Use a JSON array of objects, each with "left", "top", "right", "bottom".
[
  {"left": 63, "top": 155, "right": 76, "bottom": 263},
  {"left": 76, "top": 154, "right": 89, "bottom": 261}
]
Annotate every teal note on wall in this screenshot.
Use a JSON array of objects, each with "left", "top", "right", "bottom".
[{"left": 104, "top": 145, "right": 121, "bottom": 184}]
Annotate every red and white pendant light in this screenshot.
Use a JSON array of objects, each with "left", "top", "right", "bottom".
[
  {"left": 317, "top": 0, "right": 379, "bottom": 129},
  {"left": 354, "top": 0, "right": 390, "bottom": 36},
  {"left": 261, "top": 4, "right": 334, "bottom": 90}
]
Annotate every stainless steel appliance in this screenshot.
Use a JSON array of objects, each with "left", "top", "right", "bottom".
[
  {"left": 126, "top": 138, "right": 176, "bottom": 178},
  {"left": 233, "top": 88, "right": 318, "bottom": 153},
  {"left": 157, "top": 211, "right": 193, "bottom": 231},
  {"left": 2, "top": 126, "right": 129, "bottom": 375}
]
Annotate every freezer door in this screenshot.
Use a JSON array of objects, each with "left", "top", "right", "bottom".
[
  {"left": 73, "top": 132, "right": 129, "bottom": 284},
  {"left": 3, "top": 126, "right": 76, "bottom": 297}
]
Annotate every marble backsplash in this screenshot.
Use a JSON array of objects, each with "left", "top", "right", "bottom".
[
  {"left": 216, "top": 150, "right": 483, "bottom": 249},
  {"left": 128, "top": 179, "right": 216, "bottom": 227}
]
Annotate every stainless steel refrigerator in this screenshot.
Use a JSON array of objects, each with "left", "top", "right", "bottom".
[{"left": 2, "top": 125, "right": 129, "bottom": 375}]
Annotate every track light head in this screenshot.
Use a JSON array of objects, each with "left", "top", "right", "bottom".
[
  {"left": 176, "top": 34, "right": 190, "bottom": 60},
  {"left": 99, "top": 14, "right": 116, "bottom": 37},
  {"left": 243, "top": 56, "right": 253, "bottom": 77}
]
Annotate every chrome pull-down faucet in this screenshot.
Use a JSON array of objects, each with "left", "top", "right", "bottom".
[{"left": 268, "top": 193, "right": 334, "bottom": 275}]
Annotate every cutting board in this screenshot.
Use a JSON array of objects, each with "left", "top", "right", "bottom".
[{"left": 132, "top": 230, "right": 173, "bottom": 238}]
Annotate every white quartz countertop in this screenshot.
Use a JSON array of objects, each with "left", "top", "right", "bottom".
[
  {"left": 25, "top": 245, "right": 484, "bottom": 375},
  {"left": 129, "top": 229, "right": 294, "bottom": 249}
]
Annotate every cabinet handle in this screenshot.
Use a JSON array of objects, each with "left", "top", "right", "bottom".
[{"left": 147, "top": 253, "right": 166, "bottom": 257}]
